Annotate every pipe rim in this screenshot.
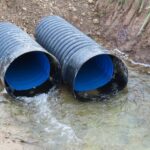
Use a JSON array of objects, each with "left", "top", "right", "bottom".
[
  {"left": 3, "top": 50, "right": 61, "bottom": 97},
  {"left": 73, "top": 54, "right": 114, "bottom": 92}
]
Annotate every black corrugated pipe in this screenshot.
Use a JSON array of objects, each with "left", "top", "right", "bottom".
[
  {"left": 35, "top": 16, "right": 128, "bottom": 101},
  {"left": 0, "top": 22, "right": 61, "bottom": 98}
]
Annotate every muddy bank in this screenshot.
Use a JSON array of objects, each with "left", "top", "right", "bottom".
[
  {"left": 0, "top": 131, "right": 39, "bottom": 150},
  {"left": 0, "top": 0, "right": 149, "bottom": 64},
  {"left": 0, "top": 131, "right": 22, "bottom": 150}
]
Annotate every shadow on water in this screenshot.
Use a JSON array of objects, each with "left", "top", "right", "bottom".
[{"left": 0, "top": 54, "right": 150, "bottom": 150}]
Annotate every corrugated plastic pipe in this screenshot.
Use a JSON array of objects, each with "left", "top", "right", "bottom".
[
  {"left": 35, "top": 16, "right": 128, "bottom": 101},
  {"left": 0, "top": 22, "right": 61, "bottom": 97}
]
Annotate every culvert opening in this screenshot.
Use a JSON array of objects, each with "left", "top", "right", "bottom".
[
  {"left": 74, "top": 54, "right": 114, "bottom": 92},
  {"left": 4, "top": 51, "right": 51, "bottom": 95}
]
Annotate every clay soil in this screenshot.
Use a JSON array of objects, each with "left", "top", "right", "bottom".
[{"left": 0, "top": 0, "right": 150, "bottom": 149}]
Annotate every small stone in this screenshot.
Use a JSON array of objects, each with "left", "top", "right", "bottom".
[
  {"left": 1, "top": 16, "right": 4, "bottom": 19},
  {"left": 93, "top": 18, "right": 99, "bottom": 24},
  {"left": 68, "top": 7, "right": 72, "bottom": 11},
  {"left": 18, "top": 12, "right": 22, "bottom": 15},
  {"left": 22, "top": 7, "right": 27, "bottom": 11},
  {"left": 68, "top": 3, "right": 72, "bottom": 7},
  {"left": 68, "top": 5, "right": 77, "bottom": 12},
  {"left": 72, "top": 16, "right": 78, "bottom": 22},
  {"left": 81, "top": 12, "right": 86, "bottom": 16},
  {"left": 88, "top": 0, "right": 94, "bottom": 4},
  {"left": 72, "top": 7, "right": 77, "bottom": 12},
  {"left": 43, "top": 4, "right": 46, "bottom": 8}
]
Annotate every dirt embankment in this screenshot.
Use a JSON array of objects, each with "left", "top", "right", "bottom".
[
  {"left": 96, "top": 0, "right": 150, "bottom": 64},
  {"left": 0, "top": 0, "right": 149, "bottom": 64}
]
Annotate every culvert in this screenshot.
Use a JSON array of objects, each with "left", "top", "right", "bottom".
[
  {"left": 35, "top": 16, "right": 128, "bottom": 101},
  {"left": 0, "top": 22, "right": 61, "bottom": 97}
]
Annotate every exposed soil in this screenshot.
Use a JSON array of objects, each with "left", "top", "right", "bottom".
[
  {"left": 96, "top": 0, "right": 150, "bottom": 64},
  {"left": 0, "top": 0, "right": 150, "bottom": 148},
  {"left": 0, "top": 0, "right": 149, "bottom": 64}
]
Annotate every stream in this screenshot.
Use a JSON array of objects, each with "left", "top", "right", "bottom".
[{"left": 0, "top": 52, "right": 150, "bottom": 150}]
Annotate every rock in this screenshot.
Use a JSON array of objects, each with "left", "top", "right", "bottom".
[
  {"left": 72, "top": 6, "right": 77, "bottom": 12},
  {"left": 68, "top": 4, "right": 77, "bottom": 12},
  {"left": 88, "top": 0, "right": 94, "bottom": 4},
  {"left": 1, "top": 16, "right": 4, "bottom": 19},
  {"left": 93, "top": 18, "right": 99, "bottom": 24},
  {"left": 81, "top": 12, "right": 86, "bottom": 16},
  {"left": 22, "top": 7, "right": 27, "bottom": 11},
  {"left": 72, "top": 16, "right": 78, "bottom": 22}
]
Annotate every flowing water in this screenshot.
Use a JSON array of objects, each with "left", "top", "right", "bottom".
[{"left": 0, "top": 54, "right": 150, "bottom": 150}]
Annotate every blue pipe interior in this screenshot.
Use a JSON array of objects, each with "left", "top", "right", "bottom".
[
  {"left": 5, "top": 52, "right": 50, "bottom": 91},
  {"left": 74, "top": 55, "right": 113, "bottom": 92}
]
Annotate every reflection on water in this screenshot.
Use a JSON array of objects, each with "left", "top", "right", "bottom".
[{"left": 0, "top": 61, "right": 150, "bottom": 150}]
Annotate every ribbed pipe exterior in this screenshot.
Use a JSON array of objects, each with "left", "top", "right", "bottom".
[
  {"left": 36, "top": 16, "right": 100, "bottom": 63},
  {"left": 0, "top": 22, "right": 60, "bottom": 97},
  {"left": 36, "top": 16, "right": 107, "bottom": 82},
  {"left": 35, "top": 16, "right": 128, "bottom": 99}
]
